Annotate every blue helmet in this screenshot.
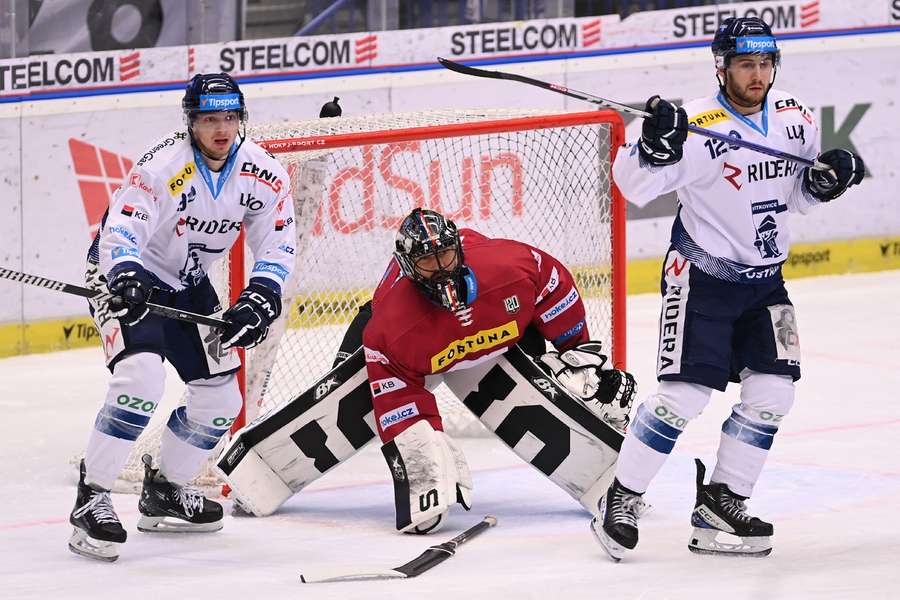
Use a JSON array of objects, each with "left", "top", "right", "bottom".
[
  {"left": 712, "top": 17, "right": 781, "bottom": 70},
  {"left": 182, "top": 72, "right": 247, "bottom": 126}
]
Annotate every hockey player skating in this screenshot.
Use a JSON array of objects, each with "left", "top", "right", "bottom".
[
  {"left": 592, "top": 17, "right": 865, "bottom": 561},
  {"left": 69, "top": 73, "right": 296, "bottom": 562}
]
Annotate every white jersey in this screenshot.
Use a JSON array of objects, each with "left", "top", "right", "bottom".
[
  {"left": 613, "top": 89, "right": 821, "bottom": 283},
  {"left": 91, "top": 130, "right": 296, "bottom": 293}
]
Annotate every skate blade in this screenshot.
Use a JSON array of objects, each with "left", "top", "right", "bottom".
[
  {"left": 68, "top": 528, "right": 120, "bottom": 562},
  {"left": 688, "top": 527, "right": 772, "bottom": 557},
  {"left": 137, "top": 515, "right": 223, "bottom": 533},
  {"left": 590, "top": 517, "right": 625, "bottom": 562}
]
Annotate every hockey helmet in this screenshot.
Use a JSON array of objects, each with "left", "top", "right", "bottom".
[
  {"left": 394, "top": 208, "right": 467, "bottom": 311},
  {"left": 182, "top": 72, "right": 247, "bottom": 126},
  {"left": 711, "top": 17, "right": 781, "bottom": 70}
]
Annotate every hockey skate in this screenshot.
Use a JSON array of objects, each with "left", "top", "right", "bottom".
[
  {"left": 69, "top": 460, "right": 127, "bottom": 562},
  {"left": 688, "top": 459, "right": 773, "bottom": 557},
  {"left": 590, "top": 478, "right": 644, "bottom": 562},
  {"left": 137, "top": 454, "right": 223, "bottom": 533}
]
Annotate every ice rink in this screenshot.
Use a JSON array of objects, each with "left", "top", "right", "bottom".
[{"left": 2, "top": 271, "right": 898, "bottom": 600}]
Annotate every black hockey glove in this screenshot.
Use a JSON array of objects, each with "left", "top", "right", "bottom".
[
  {"left": 639, "top": 95, "right": 688, "bottom": 167},
  {"left": 106, "top": 263, "right": 155, "bottom": 326},
  {"left": 803, "top": 148, "right": 865, "bottom": 202},
  {"left": 220, "top": 281, "right": 282, "bottom": 350}
]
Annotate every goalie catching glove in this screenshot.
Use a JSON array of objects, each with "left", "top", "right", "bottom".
[
  {"left": 220, "top": 281, "right": 281, "bottom": 350},
  {"left": 537, "top": 341, "right": 636, "bottom": 432}
]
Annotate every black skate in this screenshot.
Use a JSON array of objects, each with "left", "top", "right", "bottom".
[
  {"left": 137, "top": 454, "right": 223, "bottom": 533},
  {"left": 68, "top": 460, "right": 127, "bottom": 562},
  {"left": 688, "top": 459, "right": 773, "bottom": 557},
  {"left": 590, "top": 478, "right": 644, "bottom": 562}
]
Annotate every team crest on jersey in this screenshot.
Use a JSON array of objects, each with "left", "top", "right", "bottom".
[
  {"left": 504, "top": 295, "right": 520, "bottom": 314},
  {"left": 750, "top": 200, "right": 787, "bottom": 259},
  {"left": 178, "top": 242, "right": 224, "bottom": 286}
]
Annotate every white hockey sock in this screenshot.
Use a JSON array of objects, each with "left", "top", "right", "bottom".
[
  {"left": 711, "top": 372, "right": 793, "bottom": 497},
  {"left": 159, "top": 373, "right": 242, "bottom": 484},
  {"left": 614, "top": 381, "right": 711, "bottom": 494},
  {"left": 85, "top": 352, "right": 165, "bottom": 490}
]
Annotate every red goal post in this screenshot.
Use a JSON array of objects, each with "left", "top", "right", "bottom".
[{"left": 112, "top": 108, "right": 627, "bottom": 493}]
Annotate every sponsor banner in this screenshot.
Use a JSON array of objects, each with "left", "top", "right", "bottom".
[
  {"left": 0, "top": 46, "right": 186, "bottom": 99},
  {"left": 1, "top": 1, "right": 896, "bottom": 99},
  {"left": 7, "top": 236, "right": 898, "bottom": 358}
]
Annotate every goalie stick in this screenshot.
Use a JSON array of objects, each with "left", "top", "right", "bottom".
[
  {"left": 437, "top": 57, "right": 828, "bottom": 171},
  {"left": 299, "top": 516, "right": 497, "bottom": 583},
  {"left": 0, "top": 266, "right": 226, "bottom": 328}
]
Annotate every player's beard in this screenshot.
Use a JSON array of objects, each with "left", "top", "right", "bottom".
[{"left": 726, "top": 77, "right": 767, "bottom": 111}]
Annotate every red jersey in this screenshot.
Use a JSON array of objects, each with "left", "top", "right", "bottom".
[{"left": 362, "top": 229, "right": 590, "bottom": 442}]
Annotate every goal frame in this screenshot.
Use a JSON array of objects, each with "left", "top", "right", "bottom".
[{"left": 226, "top": 108, "right": 627, "bottom": 439}]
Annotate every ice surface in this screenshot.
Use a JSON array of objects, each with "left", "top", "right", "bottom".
[{"left": 1, "top": 271, "right": 898, "bottom": 600}]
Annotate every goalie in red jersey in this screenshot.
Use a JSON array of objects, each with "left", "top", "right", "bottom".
[
  {"left": 218, "top": 208, "right": 636, "bottom": 535},
  {"left": 360, "top": 208, "right": 636, "bottom": 533}
]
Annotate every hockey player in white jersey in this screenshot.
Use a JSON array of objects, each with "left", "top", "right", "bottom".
[
  {"left": 69, "top": 73, "right": 296, "bottom": 562},
  {"left": 592, "top": 17, "right": 865, "bottom": 561}
]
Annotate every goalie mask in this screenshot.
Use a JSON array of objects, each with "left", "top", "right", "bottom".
[
  {"left": 394, "top": 208, "right": 468, "bottom": 311},
  {"left": 712, "top": 17, "right": 780, "bottom": 102}
]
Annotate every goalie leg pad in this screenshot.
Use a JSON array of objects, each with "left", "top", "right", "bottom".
[{"left": 382, "top": 420, "right": 472, "bottom": 534}]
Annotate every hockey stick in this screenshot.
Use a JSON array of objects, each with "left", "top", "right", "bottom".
[
  {"left": 299, "top": 516, "right": 497, "bottom": 583},
  {"left": 0, "top": 266, "right": 226, "bottom": 328},
  {"left": 437, "top": 57, "right": 828, "bottom": 171}
]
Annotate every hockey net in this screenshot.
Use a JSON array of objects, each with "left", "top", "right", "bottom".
[{"left": 110, "top": 108, "right": 626, "bottom": 493}]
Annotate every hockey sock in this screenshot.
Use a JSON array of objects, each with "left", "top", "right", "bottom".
[
  {"left": 85, "top": 352, "right": 166, "bottom": 489},
  {"left": 615, "top": 381, "right": 711, "bottom": 493},
  {"left": 159, "top": 373, "right": 242, "bottom": 484},
  {"left": 711, "top": 372, "right": 793, "bottom": 497}
]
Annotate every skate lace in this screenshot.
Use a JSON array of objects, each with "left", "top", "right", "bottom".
[
  {"left": 74, "top": 490, "right": 120, "bottom": 525},
  {"left": 174, "top": 486, "right": 205, "bottom": 518},
  {"left": 720, "top": 494, "right": 751, "bottom": 523},
  {"left": 612, "top": 488, "right": 643, "bottom": 527}
]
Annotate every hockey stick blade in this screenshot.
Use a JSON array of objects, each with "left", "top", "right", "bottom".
[
  {"left": 0, "top": 266, "right": 225, "bottom": 328},
  {"left": 437, "top": 57, "right": 827, "bottom": 171},
  {"left": 299, "top": 516, "right": 497, "bottom": 584}
]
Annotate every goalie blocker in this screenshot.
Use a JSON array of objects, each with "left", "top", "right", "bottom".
[{"left": 216, "top": 344, "right": 624, "bottom": 522}]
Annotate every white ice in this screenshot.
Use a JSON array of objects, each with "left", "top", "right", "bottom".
[{"left": 1, "top": 271, "right": 899, "bottom": 600}]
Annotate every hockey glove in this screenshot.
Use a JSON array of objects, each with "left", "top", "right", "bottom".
[
  {"left": 639, "top": 95, "right": 688, "bottom": 167},
  {"left": 220, "top": 281, "right": 282, "bottom": 350},
  {"left": 106, "top": 262, "right": 155, "bottom": 326},
  {"left": 537, "top": 341, "right": 637, "bottom": 431},
  {"left": 803, "top": 148, "right": 865, "bottom": 202}
]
